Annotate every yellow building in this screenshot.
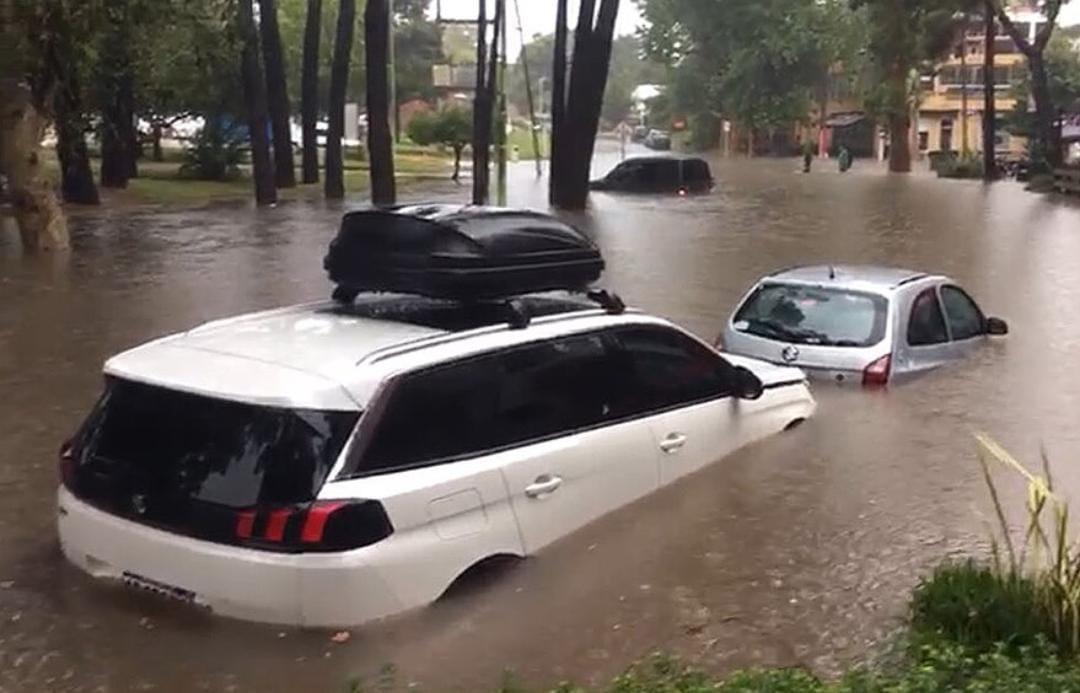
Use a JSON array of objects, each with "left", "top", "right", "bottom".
[{"left": 916, "top": 7, "right": 1046, "bottom": 158}]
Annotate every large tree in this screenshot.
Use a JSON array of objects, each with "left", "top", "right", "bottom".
[
  {"left": 258, "top": 0, "right": 297, "bottom": 188},
  {"left": 1, "top": 0, "right": 68, "bottom": 250},
  {"left": 44, "top": 0, "right": 99, "bottom": 205},
  {"left": 366, "top": 0, "right": 396, "bottom": 205},
  {"left": 551, "top": 0, "right": 621, "bottom": 209},
  {"left": 97, "top": 0, "right": 138, "bottom": 188},
  {"left": 325, "top": 0, "right": 356, "bottom": 199},
  {"left": 300, "top": 0, "right": 322, "bottom": 184},
  {"left": 238, "top": 0, "right": 277, "bottom": 205},
  {"left": 989, "top": 0, "right": 1071, "bottom": 168}
]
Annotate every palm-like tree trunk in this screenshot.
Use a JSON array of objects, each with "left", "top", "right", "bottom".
[
  {"left": 549, "top": 0, "right": 568, "bottom": 206},
  {"left": 325, "top": 0, "right": 355, "bottom": 199},
  {"left": 365, "top": 0, "right": 396, "bottom": 206},
  {"left": 301, "top": 0, "right": 322, "bottom": 184},
  {"left": 983, "top": 3, "right": 997, "bottom": 180},
  {"left": 238, "top": 0, "right": 277, "bottom": 205},
  {"left": 258, "top": 0, "right": 297, "bottom": 188},
  {"left": 471, "top": 0, "right": 489, "bottom": 204}
]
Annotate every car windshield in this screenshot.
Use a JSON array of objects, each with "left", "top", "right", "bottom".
[
  {"left": 74, "top": 378, "right": 359, "bottom": 510},
  {"left": 733, "top": 283, "right": 888, "bottom": 347}
]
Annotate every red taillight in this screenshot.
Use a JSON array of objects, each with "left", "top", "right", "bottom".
[
  {"left": 862, "top": 354, "right": 892, "bottom": 387},
  {"left": 59, "top": 440, "right": 75, "bottom": 487},
  {"left": 233, "top": 500, "right": 392, "bottom": 553}
]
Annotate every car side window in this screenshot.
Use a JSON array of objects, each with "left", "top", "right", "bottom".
[
  {"left": 940, "top": 286, "right": 986, "bottom": 341},
  {"left": 613, "top": 326, "right": 734, "bottom": 415},
  {"left": 359, "top": 357, "right": 499, "bottom": 473},
  {"left": 907, "top": 288, "right": 949, "bottom": 346},
  {"left": 491, "top": 333, "right": 630, "bottom": 448}
]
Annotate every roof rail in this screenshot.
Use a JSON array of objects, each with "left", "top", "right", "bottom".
[{"left": 893, "top": 273, "right": 930, "bottom": 288}]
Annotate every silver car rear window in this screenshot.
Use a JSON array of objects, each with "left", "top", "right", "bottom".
[{"left": 733, "top": 283, "right": 888, "bottom": 347}]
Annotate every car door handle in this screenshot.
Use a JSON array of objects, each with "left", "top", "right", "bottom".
[
  {"left": 525, "top": 474, "right": 563, "bottom": 499},
  {"left": 659, "top": 433, "right": 687, "bottom": 454}
]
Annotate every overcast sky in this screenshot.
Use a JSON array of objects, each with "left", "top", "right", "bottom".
[{"left": 435, "top": 0, "right": 1080, "bottom": 57}]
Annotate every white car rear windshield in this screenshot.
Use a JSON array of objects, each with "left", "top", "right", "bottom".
[{"left": 733, "top": 283, "right": 888, "bottom": 347}]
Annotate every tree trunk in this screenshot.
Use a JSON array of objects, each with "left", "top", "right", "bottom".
[
  {"left": 152, "top": 122, "right": 164, "bottom": 162},
  {"left": 563, "top": 0, "right": 618, "bottom": 209},
  {"left": 238, "top": 0, "right": 277, "bottom": 205},
  {"left": 301, "top": 0, "right": 322, "bottom": 184},
  {"left": 548, "top": 0, "right": 568, "bottom": 206},
  {"left": 325, "top": 0, "right": 355, "bottom": 199},
  {"left": 1028, "top": 52, "right": 1061, "bottom": 168},
  {"left": 98, "top": 0, "right": 135, "bottom": 188},
  {"left": 49, "top": 14, "right": 99, "bottom": 205},
  {"left": 888, "top": 112, "right": 912, "bottom": 173},
  {"left": 471, "top": 0, "right": 489, "bottom": 205},
  {"left": 550, "top": 0, "right": 597, "bottom": 209},
  {"left": 124, "top": 80, "right": 139, "bottom": 180},
  {"left": 960, "top": 14, "right": 969, "bottom": 156},
  {"left": 365, "top": 0, "right": 396, "bottom": 206},
  {"left": 259, "top": 0, "right": 297, "bottom": 188},
  {"left": 0, "top": 80, "right": 69, "bottom": 251},
  {"left": 983, "top": 4, "right": 997, "bottom": 181},
  {"left": 452, "top": 144, "right": 463, "bottom": 182}
]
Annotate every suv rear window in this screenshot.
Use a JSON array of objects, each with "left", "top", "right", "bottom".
[
  {"left": 71, "top": 378, "right": 358, "bottom": 525},
  {"left": 734, "top": 283, "right": 888, "bottom": 347}
]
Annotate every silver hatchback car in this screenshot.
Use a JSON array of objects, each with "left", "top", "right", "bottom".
[{"left": 720, "top": 265, "right": 1009, "bottom": 386}]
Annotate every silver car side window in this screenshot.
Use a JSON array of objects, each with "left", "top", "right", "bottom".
[
  {"left": 907, "top": 288, "right": 949, "bottom": 346},
  {"left": 940, "top": 286, "right": 986, "bottom": 341}
]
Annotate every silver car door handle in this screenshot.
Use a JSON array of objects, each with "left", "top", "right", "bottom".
[
  {"left": 525, "top": 474, "right": 564, "bottom": 499},
  {"left": 659, "top": 433, "right": 687, "bottom": 453}
]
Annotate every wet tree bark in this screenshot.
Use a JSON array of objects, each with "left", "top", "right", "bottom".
[
  {"left": 98, "top": 0, "right": 136, "bottom": 188},
  {"left": 888, "top": 112, "right": 912, "bottom": 173},
  {"left": 550, "top": 0, "right": 620, "bottom": 210},
  {"left": 300, "top": 0, "right": 322, "bottom": 184},
  {"left": 0, "top": 80, "right": 69, "bottom": 251},
  {"left": 992, "top": 0, "right": 1064, "bottom": 168},
  {"left": 238, "top": 0, "right": 277, "bottom": 205},
  {"left": 325, "top": 0, "right": 355, "bottom": 200},
  {"left": 471, "top": 0, "right": 490, "bottom": 204},
  {"left": 365, "top": 0, "right": 396, "bottom": 206},
  {"left": 983, "top": 4, "right": 997, "bottom": 181},
  {"left": 258, "top": 0, "right": 297, "bottom": 188},
  {"left": 46, "top": 5, "right": 99, "bottom": 205}
]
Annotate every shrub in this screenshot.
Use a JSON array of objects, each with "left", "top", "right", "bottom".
[
  {"left": 178, "top": 123, "right": 243, "bottom": 181},
  {"left": 937, "top": 153, "right": 983, "bottom": 179}
]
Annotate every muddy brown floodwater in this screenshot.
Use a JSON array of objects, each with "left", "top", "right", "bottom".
[{"left": 5, "top": 146, "right": 1080, "bottom": 692}]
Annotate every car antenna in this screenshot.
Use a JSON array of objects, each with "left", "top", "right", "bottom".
[{"left": 828, "top": 265, "right": 836, "bottom": 280}]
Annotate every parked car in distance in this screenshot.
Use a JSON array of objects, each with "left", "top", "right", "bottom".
[
  {"left": 644, "top": 129, "right": 672, "bottom": 150},
  {"left": 58, "top": 206, "right": 816, "bottom": 627},
  {"left": 590, "top": 156, "right": 713, "bottom": 195},
  {"left": 631, "top": 125, "right": 649, "bottom": 143},
  {"left": 720, "top": 265, "right": 1008, "bottom": 387}
]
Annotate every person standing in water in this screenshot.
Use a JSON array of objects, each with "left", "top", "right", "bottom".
[
  {"left": 802, "top": 139, "right": 814, "bottom": 173},
  {"left": 838, "top": 145, "right": 853, "bottom": 173}
]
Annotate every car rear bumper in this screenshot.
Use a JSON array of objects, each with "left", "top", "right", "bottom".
[{"left": 57, "top": 487, "right": 403, "bottom": 627}]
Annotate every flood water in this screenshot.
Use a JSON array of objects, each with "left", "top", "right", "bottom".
[{"left": 5, "top": 145, "right": 1080, "bottom": 692}]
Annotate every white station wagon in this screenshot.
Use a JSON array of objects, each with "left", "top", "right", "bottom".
[{"left": 58, "top": 207, "right": 815, "bottom": 627}]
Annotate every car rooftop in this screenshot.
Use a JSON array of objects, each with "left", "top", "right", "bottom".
[{"left": 767, "top": 265, "right": 934, "bottom": 292}]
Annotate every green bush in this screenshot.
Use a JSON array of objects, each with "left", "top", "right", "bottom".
[
  {"left": 178, "top": 124, "right": 243, "bottom": 181},
  {"left": 936, "top": 153, "right": 983, "bottom": 179},
  {"left": 909, "top": 561, "right": 1046, "bottom": 653}
]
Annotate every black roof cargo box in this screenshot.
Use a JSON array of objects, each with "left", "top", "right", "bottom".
[{"left": 325, "top": 205, "right": 605, "bottom": 301}]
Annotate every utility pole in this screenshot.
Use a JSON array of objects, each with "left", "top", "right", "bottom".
[
  {"left": 389, "top": 0, "right": 399, "bottom": 142},
  {"left": 514, "top": 0, "right": 543, "bottom": 177},
  {"left": 496, "top": 0, "right": 508, "bottom": 205}
]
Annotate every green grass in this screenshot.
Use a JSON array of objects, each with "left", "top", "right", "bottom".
[{"left": 507, "top": 126, "right": 550, "bottom": 161}]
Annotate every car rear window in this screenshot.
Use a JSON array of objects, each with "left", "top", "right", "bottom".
[
  {"left": 72, "top": 378, "right": 359, "bottom": 517},
  {"left": 733, "top": 283, "right": 888, "bottom": 347}
]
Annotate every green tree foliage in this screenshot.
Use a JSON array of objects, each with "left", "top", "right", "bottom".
[
  {"left": 1006, "top": 35, "right": 1080, "bottom": 139},
  {"left": 393, "top": 4, "right": 445, "bottom": 105},
  {"left": 602, "top": 36, "right": 666, "bottom": 125},
  {"left": 638, "top": 0, "right": 862, "bottom": 152},
  {"left": 277, "top": 0, "right": 365, "bottom": 111},
  {"left": 406, "top": 107, "right": 471, "bottom": 180}
]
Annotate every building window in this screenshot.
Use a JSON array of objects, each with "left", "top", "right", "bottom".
[{"left": 919, "top": 131, "right": 930, "bottom": 151}]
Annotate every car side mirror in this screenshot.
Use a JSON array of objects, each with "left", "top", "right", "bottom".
[
  {"left": 733, "top": 366, "right": 764, "bottom": 401},
  {"left": 986, "top": 317, "right": 1009, "bottom": 336}
]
